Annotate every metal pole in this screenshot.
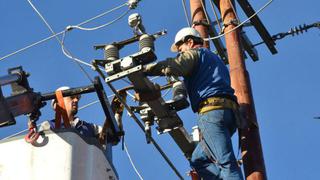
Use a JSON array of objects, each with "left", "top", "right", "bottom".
[
  {"left": 190, "top": 0, "right": 210, "bottom": 49},
  {"left": 218, "top": 0, "right": 267, "bottom": 179},
  {"left": 0, "top": 74, "right": 21, "bottom": 86},
  {"left": 41, "top": 85, "right": 96, "bottom": 101}
]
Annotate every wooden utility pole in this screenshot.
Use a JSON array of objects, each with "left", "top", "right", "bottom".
[
  {"left": 189, "top": 0, "right": 267, "bottom": 179},
  {"left": 190, "top": 0, "right": 209, "bottom": 48},
  {"left": 219, "top": 0, "right": 267, "bottom": 179}
]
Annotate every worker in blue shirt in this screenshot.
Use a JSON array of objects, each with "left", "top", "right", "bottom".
[{"left": 144, "top": 27, "right": 244, "bottom": 179}]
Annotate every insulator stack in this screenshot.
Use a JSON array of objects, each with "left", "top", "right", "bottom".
[
  {"left": 104, "top": 45, "right": 119, "bottom": 61},
  {"left": 289, "top": 24, "right": 308, "bottom": 36},
  {"left": 139, "top": 34, "right": 155, "bottom": 51}
]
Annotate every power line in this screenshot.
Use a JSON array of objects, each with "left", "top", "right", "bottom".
[
  {"left": 1, "top": 128, "right": 33, "bottom": 140},
  {"left": 61, "top": 31, "right": 135, "bottom": 89},
  {"left": 27, "top": 0, "right": 136, "bottom": 87},
  {"left": 181, "top": 0, "right": 191, "bottom": 27},
  {"left": 253, "top": 21, "right": 320, "bottom": 47},
  {"left": 0, "top": 2, "right": 128, "bottom": 61},
  {"left": 209, "top": 0, "right": 223, "bottom": 33},
  {"left": 124, "top": 142, "right": 144, "bottom": 180},
  {"left": 76, "top": 2, "right": 129, "bottom": 28},
  {"left": 27, "top": 0, "right": 94, "bottom": 83},
  {"left": 60, "top": 31, "right": 94, "bottom": 68},
  {"left": 106, "top": 82, "right": 184, "bottom": 179},
  {"left": 68, "top": 9, "right": 130, "bottom": 31}
]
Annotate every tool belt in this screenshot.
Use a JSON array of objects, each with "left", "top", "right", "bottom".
[
  {"left": 199, "top": 97, "right": 237, "bottom": 114},
  {"left": 198, "top": 96, "right": 247, "bottom": 129}
]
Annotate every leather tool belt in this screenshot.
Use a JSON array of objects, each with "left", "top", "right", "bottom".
[
  {"left": 198, "top": 97, "right": 238, "bottom": 114},
  {"left": 198, "top": 96, "right": 246, "bottom": 129}
]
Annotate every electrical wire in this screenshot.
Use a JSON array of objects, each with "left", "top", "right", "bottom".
[
  {"left": 198, "top": 0, "right": 221, "bottom": 42},
  {"left": 60, "top": 31, "right": 94, "bottom": 68},
  {"left": 1, "top": 128, "right": 35, "bottom": 140},
  {"left": 4, "top": 1, "right": 179, "bottom": 177},
  {"left": 69, "top": 9, "right": 131, "bottom": 31},
  {"left": 181, "top": 0, "right": 191, "bottom": 27},
  {"left": 61, "top": 30, "right": 134, "bottom": 89},
  {"left": 76, "top": 2, "right": 129, "bottom": 28},
  {"left": 78, "top": 100, "right": 101, "bottom": 110},
  {"left": 126, "top": 91, "right": 136, "bottom": 99},
  {"left": 27, "top": 0, "right": 94, "bottom": 83},
  {"left": 204, "top": 0, "right": 273, "bottom": 41},
  {"left": 0, "top": 2, "right": 128, "bottom": 61},
  {"left": 124, "top": 142, "right": 144, "bottom": 180},
  {"left": 28, "top": 0, "right": 134, "bottom": 85},
  {"left": 106, "top": 82, "right": 184, "bottom": 179},
  {"left": 209, "top": 0, "right": 223, "bottom": 33},
  {"left": 200, "top": 0, "right": 211, "bottom": 27}
]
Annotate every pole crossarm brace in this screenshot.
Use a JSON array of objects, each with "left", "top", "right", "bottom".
[
  {"left": 209, "top": 0, "right": 275, "bottom": 61},
  {"left": 235, "top": 0, "right": 277, "bottom": 54}
]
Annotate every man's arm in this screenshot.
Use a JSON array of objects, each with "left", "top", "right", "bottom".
[{"left": 144, "top": 49, "right": 199, "bottom": 77}]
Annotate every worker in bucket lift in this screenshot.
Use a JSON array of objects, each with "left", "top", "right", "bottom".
[
  {"left": 33, "top": 86, "right": 102, "bottom": 138},
  {"left": 143, "top": 27, "right": 244, "bottom": 179}
]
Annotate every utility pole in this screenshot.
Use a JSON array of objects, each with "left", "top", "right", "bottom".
[
  {"left": 219, "top": 0, "right": 267, "bottom": 179},
  {"left": 189, "top": 0, "right": 267, "bottom": 179},
  {"left": 190, "top": 0, "right": 209, "bottom": 48}
]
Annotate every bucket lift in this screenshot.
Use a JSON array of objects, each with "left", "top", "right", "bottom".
[
  {"left": 0, "top": 129, "right": 118, "bottom": 180},
  {"left": 0, "top": 67, "right": 122, "bottom": 180},
  {"left": 0, "top": 66, "right": 122, "bottom": 143}
]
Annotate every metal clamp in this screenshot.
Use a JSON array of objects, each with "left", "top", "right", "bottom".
[
  {"left": 222, "top": 19, "right": 240, "bottom": 33},
  {"left": 192, "top": 19, "right": 210, "bottom": 27}
]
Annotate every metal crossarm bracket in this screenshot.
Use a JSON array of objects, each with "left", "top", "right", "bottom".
[
  {"left": 126, "top": 70, "right": 195, "bottom": 157},
  {"left": 94, "top": 24, "right": 195, "bottom": 158},
  {"left": 101, "top": 63, "right": 195, "bottom": 157}
]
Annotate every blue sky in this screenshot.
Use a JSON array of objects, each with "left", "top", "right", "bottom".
[{"left": 0, "top": 0, "right": 319, "bottom": 179}]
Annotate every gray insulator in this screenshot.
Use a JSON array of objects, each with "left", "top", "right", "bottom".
[
  {"left": 172, "top": 81, "right": 187, "bottom": 99},
  {"left": 104, "top": 45, "right": 119, "bottom": 61},
  {"left": 139, "top": 34, "right": 155, "bottom": 51}
]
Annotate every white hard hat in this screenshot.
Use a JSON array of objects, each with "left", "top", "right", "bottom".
[
  {"left": 51, "top": 86, "right": 70, "bottom": 108},
  {"left": 170, "top": 27, "right": 202, "bottom": 52}
]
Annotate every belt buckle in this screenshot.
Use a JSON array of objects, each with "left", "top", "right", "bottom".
[{"left": 212, "top": 97, "right": 225, "bottom": 104}]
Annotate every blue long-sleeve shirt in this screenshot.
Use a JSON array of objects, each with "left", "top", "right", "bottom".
[{"left": 144, "top": 48, "right": 236, "bottom": 112}]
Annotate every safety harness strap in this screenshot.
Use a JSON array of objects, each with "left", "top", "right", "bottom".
[
  {"left": 54, "top": 90, "right": 71, "bottom": 128},
  {"left": 199, "top": 136, "right": 218, "bottom": 165}
]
